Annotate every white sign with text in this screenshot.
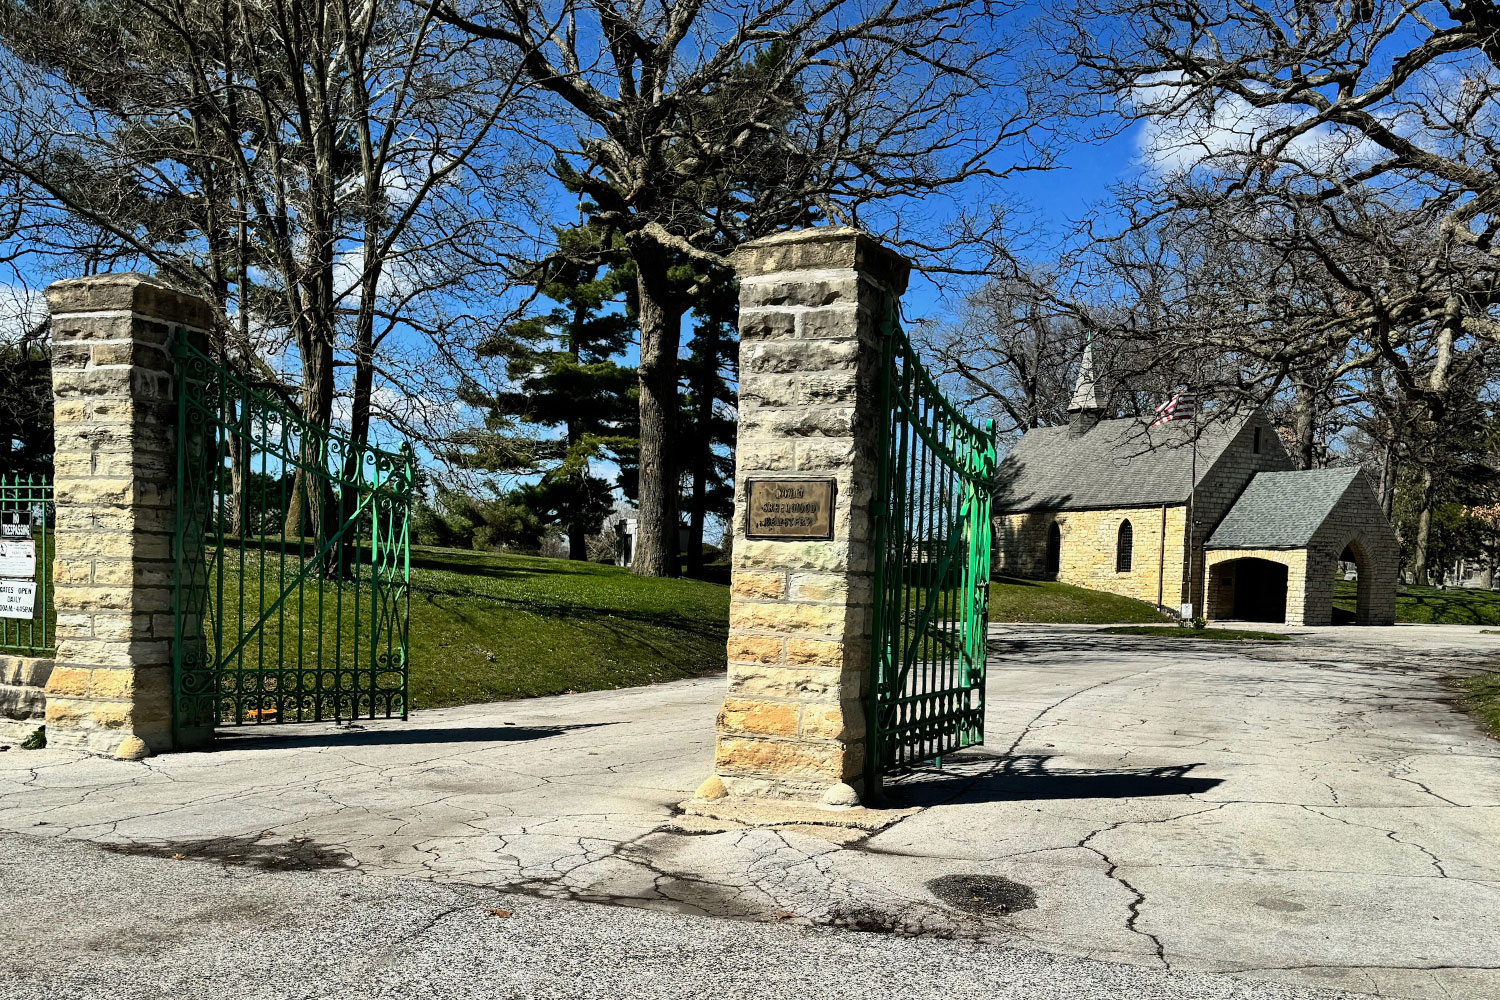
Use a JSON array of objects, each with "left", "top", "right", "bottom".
[
  {"left": 0, "top": 578, "right": 37, "bottom": 620},
  {"left": 0, "top": 539, "right": 35, "bottom": 579}
]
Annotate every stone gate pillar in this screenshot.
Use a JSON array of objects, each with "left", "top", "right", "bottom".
[
  {"left": 42, "top": 274, "right": 212, "bottom": 758},
  {"left": 697, "top": 227, "right": 909, "bottom": 808}
]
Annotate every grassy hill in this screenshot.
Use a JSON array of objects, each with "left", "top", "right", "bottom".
[
  {"left": 988, "top": 575, "right": 1169, "bottom": 625},
  {"left": 403, "top": 546, "right": 729, "bottom": 710},
  {"left": 1334, "top": 580, "right": 1500, "bottom": 626}
]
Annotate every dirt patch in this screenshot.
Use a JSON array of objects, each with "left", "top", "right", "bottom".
[{"left": 926, "top": 873, "right": 1037, "bottom": 915}]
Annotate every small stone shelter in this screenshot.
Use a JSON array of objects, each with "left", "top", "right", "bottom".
[
  {"left": 1203, "top": 467, "right": 1398, "bottom": 626},
  {"left": 992, "top": 355, "right": 1398, "bottom": 625}
]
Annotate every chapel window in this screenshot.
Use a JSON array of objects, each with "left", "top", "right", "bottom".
[{"left": 1116, "top": 520, "right": 1134, "bottom": 573}]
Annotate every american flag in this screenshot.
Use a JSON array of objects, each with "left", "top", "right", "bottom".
[{"left": 1151, "top": 390, "right": 1197, "bottom": 428}]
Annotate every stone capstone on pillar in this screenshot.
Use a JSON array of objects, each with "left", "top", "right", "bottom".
[
  {"left": 696, "top": 227, "right": 911, "bottom": 811},
  {"left": 41, "top": 273, "right": 213, "bottom": 757}
]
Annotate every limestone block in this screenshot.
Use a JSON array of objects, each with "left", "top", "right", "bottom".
[
  {"left": 728, "top": 601, "right": 849, "bottom": 636},
  {"left": 731, "top": 571, "right": 786, "bottom": 600},
  {"left": 714, "top": 735, "right": 852, "bottom": 782},
  {"left": 741, "top": 338, "right": 859, "bottom": 375},
  {"left": 801, "top": 704, "right": 862, "bottom": 740},
  {"left": 725, "top": 635, "right": 785, "bottom": 665},
  {"left": 735, "top": 439, "right": 796, "bottom": 473},
  {"left": 726, "top": 662, "right": 844, "bottom": 700},
  {"left": 783, "top": 637, "right": 845, "bottom": 668},
  {"left": 738, "top": 274, "right": 862, "bottom": 310},
  {"left": 788, "top": 573, "right": 849, "bottom": 603},
  {"left": 739, "top": 371, "right": 861, "bottom": 408},
  {"left": 0, "top": 655, "right": 53, "bottom": 741},
  {"left": 737, "top": 308, "right": 797, "bottom": 341},
  {"left": 738, "top": 405, "right": 860, "bottom": 439},
  {"left": 718, "top": 697, "right": 800, "bottom": 737}
]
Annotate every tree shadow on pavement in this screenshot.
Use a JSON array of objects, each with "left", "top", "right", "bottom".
[
  {"left": 208, "top": 722, "right": 614, "bottom": 751},
  {"left": 882, "top": 753, "right": 1222, "bottom": 807}
]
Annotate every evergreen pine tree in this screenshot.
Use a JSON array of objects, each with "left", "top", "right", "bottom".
[{"left": 452, "top": 223, "right": 638, "bottom": 558}]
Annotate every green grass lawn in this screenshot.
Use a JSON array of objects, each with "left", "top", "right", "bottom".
[
  {"left": 403, "top": 546, "right": 730, "bottom": 708},
  {"left": 1335, "top": 579, "right": 1500, "bottom": 625},
  {"left": 988, "top": 575, "right": 1169, "bottom": 625},
  {"left": 199, "top": 543, "right": 730, "bottom": 713},
  {"left": 1102, "top": 625, "right": 1289, "bottom": 642},
  {"left": 1454, "top": 672, "right": 1500, "bottom": 740}
]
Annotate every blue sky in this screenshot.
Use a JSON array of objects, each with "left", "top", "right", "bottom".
[{"left": 904, "top": 123, "right": 1142, "bottom": 323}]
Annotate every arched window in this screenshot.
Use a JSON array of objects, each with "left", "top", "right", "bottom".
[
  {"left": 1116, "top": 520, "right": 1134, "bottom": 573},
  {"left": 1045, "top": 522, "right": 1061, "bottom": 577}
]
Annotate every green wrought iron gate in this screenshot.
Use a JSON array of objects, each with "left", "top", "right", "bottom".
[
  {"left": 171, "top": 336, "right": 415, "bottom": 736},
  {"left": 868, "top": 312, "right": 997, "bottom": 786},
  {"left": 0, "top": 474, "right": 53, "bottom": 656}
]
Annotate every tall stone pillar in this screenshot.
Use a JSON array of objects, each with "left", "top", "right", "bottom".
[
  {"left": 700, "top": 227, "right": 909, "bottom": 808},
  {"left": 42, "top": 274, "right": 212, "bottom": 758}
]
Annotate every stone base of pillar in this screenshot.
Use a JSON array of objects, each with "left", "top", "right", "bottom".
[{"left": 677, "top": 793, "right": 917, "bottom": 834}]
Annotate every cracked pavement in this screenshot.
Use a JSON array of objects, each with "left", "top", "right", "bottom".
[{"left": 2, "top": 624, "right": 1498, "bottom": 1000}]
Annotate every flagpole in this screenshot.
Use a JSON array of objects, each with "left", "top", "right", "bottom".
[{"left": 1189, "top": 396, "right": 1197, "bottom": 620}]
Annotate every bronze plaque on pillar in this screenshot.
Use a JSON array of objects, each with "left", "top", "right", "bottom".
[{"left": 745, "top": 479, "right": 836, "bottom": 540}]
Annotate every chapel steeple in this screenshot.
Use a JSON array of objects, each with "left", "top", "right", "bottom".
[{"left": 1068, "top": 342, "right": 1101, "bottom": 435}]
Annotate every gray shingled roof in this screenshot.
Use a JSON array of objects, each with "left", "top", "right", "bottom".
[
  {"left": 1205, "top": 467, "right": 1363, "bottom": 549},
  {"left": 993, "top": 415, "right": 1246, "bottom": 513}
]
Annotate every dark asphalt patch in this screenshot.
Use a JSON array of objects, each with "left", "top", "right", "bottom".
[
  {"left": 927, "top": 874, "right": 1037, "bottom": 915},
  {"left": 101, "top": 833, "right": 356, "bottom": 871}
]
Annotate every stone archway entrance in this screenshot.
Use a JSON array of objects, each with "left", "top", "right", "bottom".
[
  {"left": 1208, "top": 557, "right": 1289, "bottom": 623},
  {"left": 1332, "top": 539, "right": 1384, "bottom": 625}
]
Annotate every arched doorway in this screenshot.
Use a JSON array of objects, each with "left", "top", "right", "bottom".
[
  {"left": 1333, "top": 540, "right": 1372, "bottom": 624},
  {"left": 1208, "top": 558, "right": 1289, "bottom": 623},
  {"left": 1045, "top": 522, "right": 1061, "bottom": 578}
]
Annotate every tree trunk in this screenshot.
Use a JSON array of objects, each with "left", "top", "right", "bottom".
[
  {"left": 282, "top": 295, "right": 337, "bottom": 548},
  {"left": 1410, "top": 296, "right": 1460, "bottom": 589},
  {"left": 332, "top": 327, "right": 376, "bottom": 578},
  {"left": 227, "top": 397, "right": 250, "bottom": 537},
  {"left": 1413, "top": 467, "right": 1435, "bottom": 586},
  {"left": 1377, "top": 435, "right": 1398, "bottom": 519},
  {"left": 632, "top": 255, "right": 681, "bottom": 577},
  {"left": 1483, "top": 530, "right": 1497, "bottom": 590},
  {"left": 1291, "top": 374, "right": 1316, "bottom": 469},
  {"left": 566, "top": 403, "right": 588, "bottom": 561},
  {"left": 566, "top": 286, "right": 590, "bottom": 561}
]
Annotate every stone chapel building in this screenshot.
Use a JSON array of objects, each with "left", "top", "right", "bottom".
[{"left": 991, "top": 351, "right": 1399, "bottom": 626}]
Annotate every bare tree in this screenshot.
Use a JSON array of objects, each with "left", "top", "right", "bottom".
[
  {"left": 1041, "top": 0, "right": 1500, "bottom": 575},
  {"left": 435, "top": 0, "right": 1044, "bottom": 574},
  {"left": 918, "top": 268, "right": 1088, "bottom": 436},
  {"left": 0, "top": 0, "right": 538, "bottom": 548}
]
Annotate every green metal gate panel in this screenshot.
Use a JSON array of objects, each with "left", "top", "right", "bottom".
[
  {"left": 868, "top": 311, "right": 996, "bottom": 783},
  {"left": 0, "top": 474, "right": 53, "bottom": 656},
  {"left": 171, "top": 336, "right": 414, "bottom": 735}
]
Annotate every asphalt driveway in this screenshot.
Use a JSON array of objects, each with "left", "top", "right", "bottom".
[{"left": 2, "top": 624, "right": 1497, "bottom": 999}]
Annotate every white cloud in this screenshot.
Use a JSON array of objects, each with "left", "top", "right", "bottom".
[
  {"left": 333, "top": 245, "right": 415, "bottom": 305},
  {"left": 1130, "top": 73, "right": 1377, "bottom": 177}
]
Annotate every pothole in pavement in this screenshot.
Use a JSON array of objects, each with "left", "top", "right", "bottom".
[
  {"left": 926, "top": 874, "right": 1037, "bottom": 916},
  {"left": 101, "top": 834, "right": 356, "bottom": 871}
]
